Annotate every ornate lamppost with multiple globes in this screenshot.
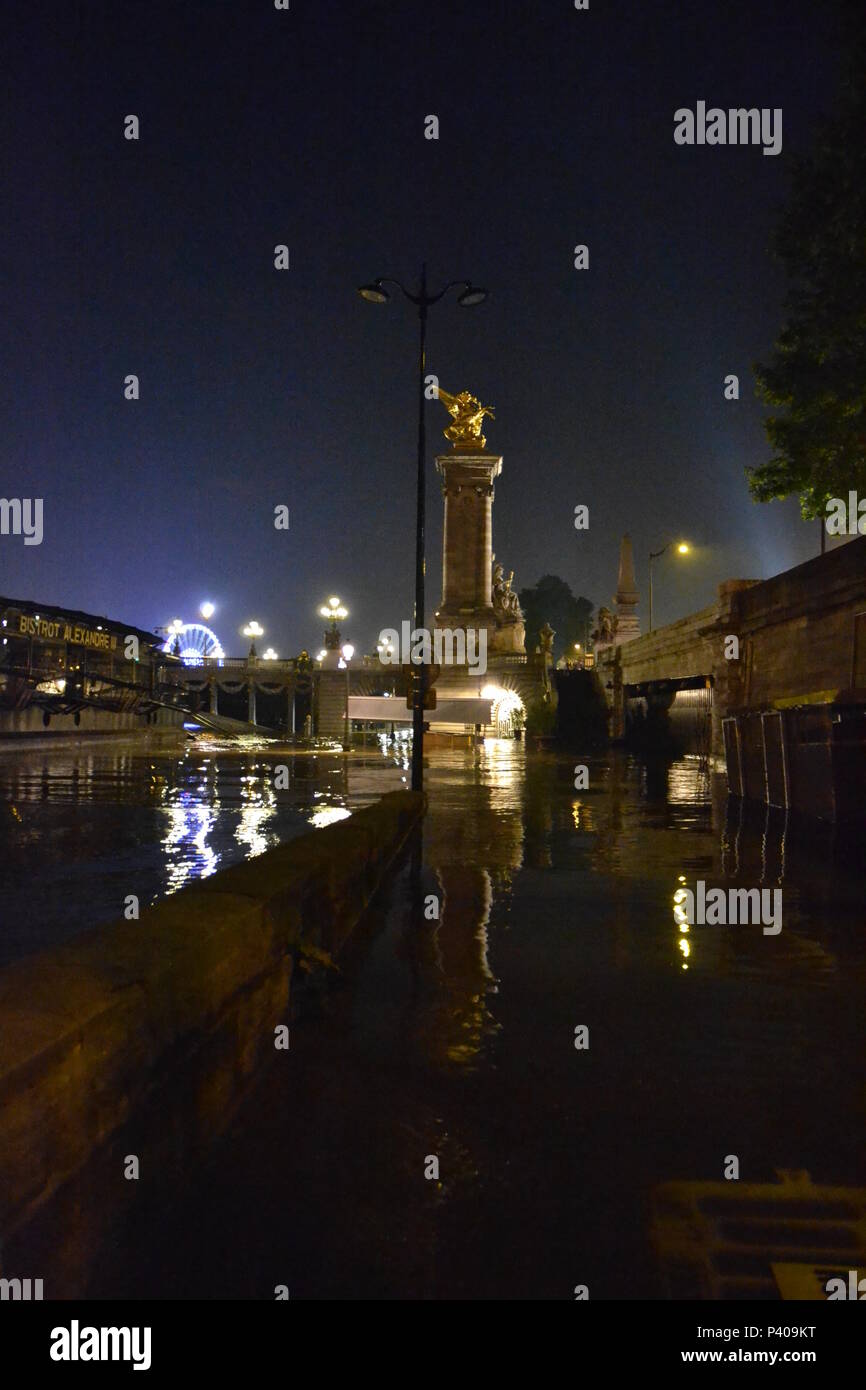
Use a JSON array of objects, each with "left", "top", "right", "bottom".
[
  {"left": 318, "top": 596, "right": 347, "bottom": 661},
  {"left": 243, "top": 620, "right": 264, "bottom": 659}
]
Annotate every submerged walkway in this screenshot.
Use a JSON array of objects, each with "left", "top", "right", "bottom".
[{"left": 91, "top": 745, "right": 865, "bottom": 1298}]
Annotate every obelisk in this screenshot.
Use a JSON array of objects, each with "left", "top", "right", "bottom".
[{"left": 613, "top": 532, "right": 641, "bottom": 642}]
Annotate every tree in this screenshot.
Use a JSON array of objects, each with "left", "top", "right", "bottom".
[
  {"left": 518, "top": 575, "right": 593, "bottom": 662},
  {"left": 749, "top": 19, "right": 866, "bottom": 519}
]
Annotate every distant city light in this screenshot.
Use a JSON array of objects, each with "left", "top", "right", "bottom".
[
  {"left": 263, "top": 647, "right": 278, "bottom": 660},
  {"left": 200, "top": 601, "right": 215, "bottom": 619}
]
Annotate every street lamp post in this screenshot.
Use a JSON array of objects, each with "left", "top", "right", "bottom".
[
  {"left": 358, "top": 265, "right": 487, "bottom": 792},
  {"left": 242, "top": 621, "right": 264, "bottom": 725},
  {"left": 648, "top": 542, "right": 690, "bottom": 632},
  {"left": 318, "top": 597, "right": 348, "bottom": 658},
  {"left": 242, "top": 620, "right": 264, "bottom": 659}
]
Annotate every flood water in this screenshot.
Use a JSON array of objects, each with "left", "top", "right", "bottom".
[
  {"left": 0, "top": 734, "right": 409, "bottom": 967},
  {"left": 5, "top": 737, "right": 865, "bottom": 1298}
]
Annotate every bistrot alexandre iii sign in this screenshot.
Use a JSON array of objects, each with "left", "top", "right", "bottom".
[{"left": 11, "top": 611, "right": 119, "bottom": 653}]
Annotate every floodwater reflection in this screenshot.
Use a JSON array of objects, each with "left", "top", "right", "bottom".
[
  {"left": 0, "top": 738, "right": 404, "bottom": 966},
  {"left": 7, "top": 741, "right": 866, "bottom": 1299}
]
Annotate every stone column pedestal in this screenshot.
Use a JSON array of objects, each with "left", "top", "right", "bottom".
[
  {"left": 434, "top": 450, "right": 502, "bottom": 630},
  {"left": 316, "top": 669, "right": 348, "bottom": 738}
]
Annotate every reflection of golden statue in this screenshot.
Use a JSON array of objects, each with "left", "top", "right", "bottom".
[{"left": 437, "top": 387, "right": 495, "bottom": 449}]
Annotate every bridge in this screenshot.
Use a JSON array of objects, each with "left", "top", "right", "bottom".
[{"left": 594, "top": 535, "right": 866, "bottom": 820}]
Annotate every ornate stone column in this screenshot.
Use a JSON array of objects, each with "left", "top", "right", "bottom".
[{"left": 434, "top": 449, "right": 502, "bottom": 628}]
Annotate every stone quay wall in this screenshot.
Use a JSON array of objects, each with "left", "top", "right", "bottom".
[{"left": 0, "top": 791, "right": 424, "bottom": 1244}]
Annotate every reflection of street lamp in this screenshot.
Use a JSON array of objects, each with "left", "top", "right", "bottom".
[
  {"left": 648, "top": 542, "right": 690, "bottom": 632},
  {"left": 243, "top": 620, "right": 264, "bottom": 658},
  {"left": 359, "top": 264, "right": 488, "bottom": 792},
  {"left": 339, "top": 644, "right": 355, "bottom": 746}
]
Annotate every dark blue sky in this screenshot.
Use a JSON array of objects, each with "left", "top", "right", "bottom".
[{"left": 1, "top": 0, "right": 848, "bottom": 656}]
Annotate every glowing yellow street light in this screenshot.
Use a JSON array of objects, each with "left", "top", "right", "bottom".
[
  {"left": 648, "top": 541, "right": 691, "bottom": 631},
  {"left": 319, "top": 597, "right": 348, "bottom": 623},
  {"left": 242, "top": 620, "right": 264, "bottom": 658},
  {"left": 319, "top": 596, "right": 349, "bottom": 665}
]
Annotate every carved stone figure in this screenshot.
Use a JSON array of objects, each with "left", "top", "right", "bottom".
[
  {"left": 593, "top": 606, "right": 617, "bottom": 645},
  {"left": 492, "top": 559, "right": 521, "bottom": 620}
]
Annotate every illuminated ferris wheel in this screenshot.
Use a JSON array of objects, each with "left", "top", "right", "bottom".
[{"left": 162, "top": 621, "right": 225, "bottom": 665}]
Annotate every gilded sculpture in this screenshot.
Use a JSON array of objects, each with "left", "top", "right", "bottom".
[{"left": 436, "top": 388, "right": 495, "bottom": 449}]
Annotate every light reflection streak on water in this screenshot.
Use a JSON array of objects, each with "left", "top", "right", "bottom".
[
  {"left": 235, "top": 778, "right": 279, "bottom": 858},
  {"left": 161, "top": 797, "right": 220, "bottom": 893},
  {"left": 308, "top": 805, "right": 352, "bottom": 829},
  {"left": 377, "top": 729, "right": 411, "bottom": 771},
  {"left": 673, "top": 875, "right": 691, "bottom": 971}
]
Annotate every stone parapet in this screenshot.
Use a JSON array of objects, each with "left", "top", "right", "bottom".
[{"left": 0, "top": 791, "right": 424, "bottom": 1243}]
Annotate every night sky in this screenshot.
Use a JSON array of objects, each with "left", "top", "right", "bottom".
[{"left": 2, "top": 0, "right": 848, "bottom": 656}]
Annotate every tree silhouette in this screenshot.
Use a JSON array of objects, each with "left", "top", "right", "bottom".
[
  {"left": 519, "top": 575, "right": 593, "bottom": 662},
  {"left": 749, "top": 11, "right": 866, "bottom": 519}
]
